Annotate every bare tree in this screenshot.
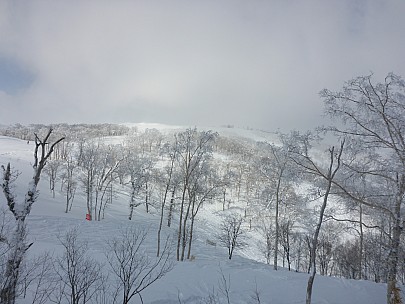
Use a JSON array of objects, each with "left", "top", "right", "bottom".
[
  {"left": 156, "top": 141, "right": 178, "bottom": 257},
  {"left": 321, "top": 73, "right": 405, "bottom": 304},
  {"left": 178, "top": 154, "right": 224, "bottom": 261},
  {"left": 255, "top": 140, "right": 296, "bottom": 270},
  {"left": 217, "top": 214, "right": 247, "bottom": 260},
  {"left": 106, "top": 226, "right": 173, "bottom": 304},
  {"left": 53, "top": 228, "right": 104, "bottom": 304},
  {"left": 279, "top": 219, "right": 294, "bottom": 271},
  {"left": 21, "top": 252, "right": 55, "bottom": 304},
  {"left": 174, "top": 128, "right": 217, "bottom": 261},
  {"left": 93, "top": 144, "right": 124, "bottom": 221},
  {"left": 78, "top": 140, "right": 99, "bottom": 221},
  {"left": 143, "top": 128, "right": 163, "bottom": 153},
  {"left": 126, "top": 153, "right": 155, "bottom": 220},
  {"left": 258, "top": 218, "right": 274, "bottom": 265},
  {"left": 0, "top": 128, "right": 64, "bottom": 304},
  {"left": 287, "top": 131, "right": 344, "bottom": 304},
  {"left": 60, "top": 146, "right": 77, "bottom": 213},
  {"left": 44, "top": 159, "right": 61, "bottom": 198},
  {"left": 77, "top": 141, "right": 125, "bottom": 221}
]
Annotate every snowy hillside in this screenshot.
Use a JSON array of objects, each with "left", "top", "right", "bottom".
[{"left": 0, "top": 125, "right": 389, "bottom": 304}]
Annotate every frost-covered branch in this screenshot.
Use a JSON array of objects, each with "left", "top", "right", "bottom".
[{"left": 0, "top": 128, "right": 64, "bottom": 304}]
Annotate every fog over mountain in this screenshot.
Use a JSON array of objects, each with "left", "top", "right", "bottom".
[{"left": 1, "top": 1, "right": 405, "bottom": 131}]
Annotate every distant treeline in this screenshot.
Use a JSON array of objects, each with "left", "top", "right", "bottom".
[{"left": 0, "top": 123, "right": 132, "bottom": 141}]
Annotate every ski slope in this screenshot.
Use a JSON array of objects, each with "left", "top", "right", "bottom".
[{"left": 0, "top": 131, "right": 388, "bottom": 304}]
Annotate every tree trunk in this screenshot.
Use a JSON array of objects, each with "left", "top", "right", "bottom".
[
  {"left": 187, "top": 213, "right": 195, "bottom": 260},
  {"left": 167, "top": 188, "right": 175, "bottom": 227},
  {"left": 387, "top": 225, "right": 401, "bottom": 304},
  {"left": 386, "top": 191, "right": 403, "bottom": 304},
  {"left": 187, "top": 197, "right": 197, "bottom": 260},
  {"left": 177, "top": 184, "right": 187, "bottom": 261},
  {"left": 65, "top": 182, "right": 71, "bottom": 213},
  {"left": 97, "top": 185, "right": 108, "bottom": 221},
  {"left": 305, "top": 143, "right": 343, "bottom": 304},
  {"left": 145, "top": 182, "right": 149, "bottom": 213},
  {"left": 229, "top": 246, "right": 233, "bottom": 260},
  {"left": 0, "top": 220, "right": 28, "bottom": 304},
  {"left": 222, "top": 188, "right": 226, "bottom": 211},
  {"left": 86, "top": 171, "right": 93, "bottom": 221},
  {"left": 306, "top": 186, "right": 330, "bottom": 304},
  {"left": 359, "top": 203, "right": 364, "bottom": 280},
  {"left": 128, "top": 181, "right": 136, "bottom": 220},
  {"left": 157, "top": 184, "right": 170, "bottom": 257},
  {"left": 181, "top": 195, "right": 192, "bottom": 261},
  {"left": 274, "top": 176, "right": 282, "bottom": 271}
]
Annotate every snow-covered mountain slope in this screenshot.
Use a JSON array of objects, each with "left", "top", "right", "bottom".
[
  {"left": 0, "top": 131, "right": 388, "bottom": 304},
  {"left": 123, "top": 122, "right": 280, "bottom": 143}
]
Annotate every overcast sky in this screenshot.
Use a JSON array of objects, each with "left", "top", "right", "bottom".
[{"left": 0, "top": 1, "right": 404, "bottom": 132}]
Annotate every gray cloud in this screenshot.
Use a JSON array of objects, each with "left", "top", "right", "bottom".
[{"left": 0, "top": 0, "right": 404, "bottom": 131}]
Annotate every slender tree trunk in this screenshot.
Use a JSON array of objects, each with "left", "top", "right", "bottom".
[
  {"left": 181, "top": 195, "right": 192, "bottom": 261},
  {"left": 128, "top": 181, "right": 136, "bottom": 220},
  {"left": 65, "top": 163, "right": 74, "bottom": 213},
  {"left": 306, "top": 144, "right": 343, "bottom": 304},
  {"left": 65, "top": 181, "right": 71, "bottom": 214},
  {"left": 296, "top": 239, "right": 302, "bottom": 272},
  {"left": 187, "top": 198, "right": 197, "bottom": 260},
  {"left": 223, "top": 188, "right": 226, "bottom": 211},
  {"left": 229, "top": 246, "right": 233, "bottom": 260},
  {"left": 157, "top": 184, "right": 170, "bottom": 257},
  {"left": 286, "top": 235, "right": 291, "bottom": 271},
  {"left": 97, "top": 184, "right": 108, "bottom": 221},
  {"left": 94, "top": 187, "right": 99, "bottom": 221},
  {"left": 306, "top": 185, "right": 330, "bottom": 304},
  {"left": 167, "top": 188, "right": 175, "bottom": 227},
  {"left": 359, "top": 203, "right": 364, "bottom": 280},
  {"left": 177, "top": 183, "right": 187, "bottom": 261},
  {"left": 69, "top": 188, "right": 75, "bottom": 212},
  {"left": 387, "top": 223, "right": 402, "bottom": 304},
  {"left": 187, "top": 213, "right": 195, "bottom": 260},
  {"left": 145, "top": 182, "right": 149, "bottom": 213},
  {"left": 274, "top": 176, "right": 282, "bottom": 270},
  {"left": 86, "top": 171, "right": 93, "bottom": 221},
  {"left": 386, "top": 188, "right": 404, "bottom": 304},
  {"left": 306, "top": 236, "right": 312, "bottom": 274},
  {"left": 128, "top": 205, "right": 134, "bottom": 221}
]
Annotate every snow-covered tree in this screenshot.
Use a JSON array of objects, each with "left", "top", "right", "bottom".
[
  {"left": 44, "top": 159, "right": 61, "bottom": 198},
  {"left": 255, "top": 140, "right": 297, "bottom": 270},
  {"left": 174, "top": 128, "right": 218, "bottom": 261},
  {"left": 321, "top": 73, "right": 405, "bottom": 304},
  {"left": 53, "top": 229, "right": 104, "bottom": 304},
  {"left": 156, "top": 140, "right": 179, "bottom": 257},
  {"left": 0, "top": 129, "right": 64, "bottom": 304},
  {"left": 60, "top": 143, "right": 77, "bottom": 213},
  {"left": 125, "top": 152, "right": 156, "bottom": 220},
  {"left": 106, "top": 227, "right": 173, "bottom": 304},
  {"left": 93, "top": 144, "right": 124, "bottom": 221},
  {"left": 286, "top": 131, "right": 345, "bottom": 304},
  {"left": 217, "top": 213, "right": 247, "bottom": 260}
]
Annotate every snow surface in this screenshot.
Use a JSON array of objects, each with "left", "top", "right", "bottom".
[{"left": 0, "top": 131, "right": 388, "bottom": 304}]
